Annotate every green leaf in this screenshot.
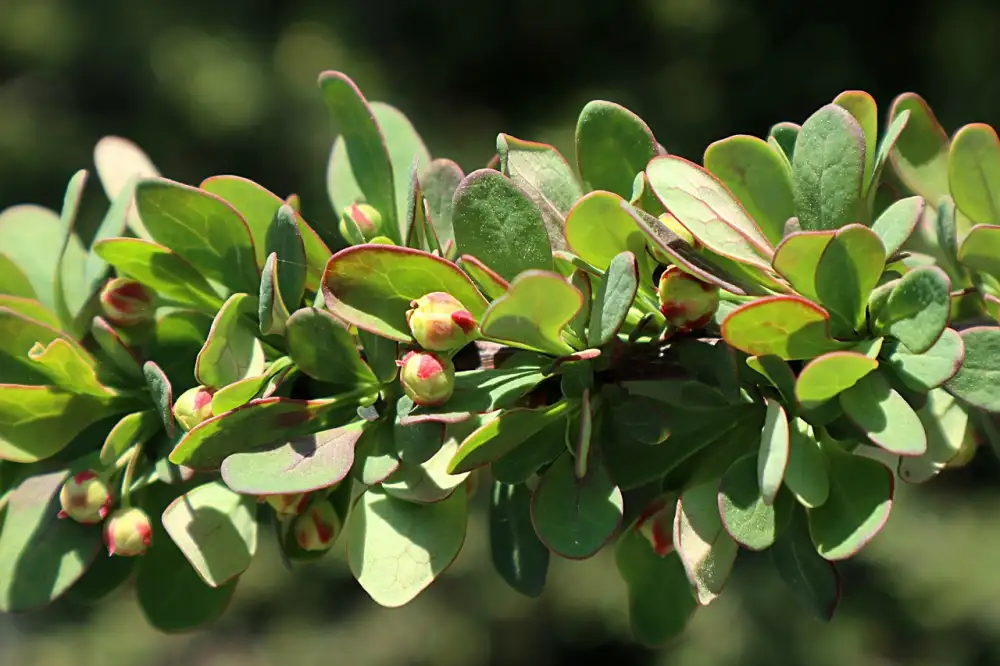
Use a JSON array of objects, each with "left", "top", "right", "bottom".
[
  {"left": 833, "top": 91, "right": 877, "bottom": 189},
  {"left": 93, "top": 238, "right": 224, "bottom": 313},
  {"left": 721, "top": 296, "right": 848, "bottom": 360},
  {"left": 404, "top": 165, "right": 442, "bottom": 253},
  {"left": 448, "top": 402, "right": 567, "bottom": 474},
  {"left": 871, "top": 111, "right": 911, "bottom": 200},
  {"left": 422, "top": 159, "right": 464, "bottom": 254},
  {"left": 55, "top": 171, "right": 93, "bottom": 334},
  {"left": 0, "top": 307, "right": 82, "bottom": 385},
  {"left": 646, "top": 156, "right": 773, "bottom": 268},
  {"left": 673, "top": 481, "right": 738, "bottom": 605},
  {"left": 882, "top": 328, "right": 964, "bottom": 392},
  {"left": 758, "top": 397, "right": 790, "bottom": 505},
  {"left": 944, "top": 326, "right": 1000, "bottom": 412},
  {"left": 320, "top": 73, "right": 402, "bottom": 243},
  {"left": 0, "top": 252, "right": 38, "bottom": 300},
  {"left": 958, "top": 224, "right": 1000, "bottom": 278},
  {"left": 135, "top": 480, "right": 237, "bottom": 632},
  {"left": 209, "top": 357, "right": 294, "bottom": 415},
  {"left": 531, "top": 453, "right": 623, "bottom": 559},
  {"left": 588, "top": 251, "right": 639, "bottom": 347},
  {"left": 615, "top": 516, "right": 698, "bottom": 647},
  {"left": 792, "top": 104, "right": 866, "bottom": 231},
  {"left": 575, "top": 100, "right": 659, "bottom": 199},
  {"left": 784, "top": 418, "right": 830, "bottom": 508},
  {"left": 352, "top": 419, "right": 401, "bottom": 486},
  {"left": 28, "top": 339, "right": 116, "bottom": 399},
  {"left": 746, "top": 355, "right": 797, "bottom": 404},
  {"left": 718, "top": 453, "right": 789, "bottom": 550},
  {"left": 143, "top": 360, "right": 176, "bottom": 438},
  {"left": 161, "top": 480, "right": 258, "bottom": 588},
  {"left": 480, "top": 271, "right": 582, "bottom": 356},
  {"left": 135, "top": 178, "right": 259, "bottom": 293},
  {"left": 64, "top": 548, "right": 136, "bottom": 605},
  {"left": 875, "top": 266, "right": 951, "bottom": 354},
  {"left": 357, "top": 329, "right": 399, "bottom": 385},
  {"left": 489, "top": 481, "right": 549, "bottom": 598},
  {"left": 0, "top": 386, "right": 127, "bottom": 463},
  {"left": 898, "top": 388, "right": 971, "bottom": 484},
  {"left": 814, "top": 224, "right": 886, "bottom": 335},
  {"left": 948, "top": 123, "right": 1000, "bottom": 224},
  {"left": 91, "top": 317, "right": 143, "bottom": 382},
  {"left": 888, "top": 93, "right": 950, "bottom": 203},
  {"left": 491, "top": 419, "right": 564, "bottom": 485},
  {"left": 870, "top": 196, "right": 925, "bottom": 257},
  {"left": 771, "top": 230, "right": 835, "bottom": 302},
  {"left": 322, "top": 244, "right": 488, "bottom": 342},
  {"left": 0, "top": 204, "right": 66, "bottom": 312},
  {"left": 452, "top": 169, "right": 553, "bottom": 282},
  {"left": 170, "top": 395, "right": 367, "bottom": 470},
  {"left": 795, "top": 351, "right": 878, "bottom": 410},
  {"left": 564, "top": 191, "right": 653, "bottom": 277},
  {"left": 100, "top": 409, "right": 162, "bottom": 465},
  {"left": 195, "top": 293, "right": 266, "bottom": 390},
  {"left": 0, "top": 466, "right": 102, "bottom": 611},
  {"left": 83, "top": 183, "right": 137, "bottom": 291},
  {"left": 93, "top": 135, "right": 160, "bottom": 238},
  {"left": 148, "top": 310, "right": 214, "bottom": 395},
  {"left": 457, "top": 255, "right": 509, "bottom": 300},
  {"left": 703, "top": 134, "right": 795, "bottom": 246},
  {"left": 200, "top": 176, "right": 332, "bottom": 292},
  {"left": 768, "top": 122, "right": 800, "bottom": 162},
  {"left": 285, "top": 307, "right": 378, "bottom": 390},
  {"left": 839, "top": 371, "right": 926, "bottom": 456},
  {"left": 498, "top": 134, "right": 583, "bottom": 252},
  {"left": 770, "top": 507, "right": 841, "bottom": 621},
  {"left": 393, "top": 399, "right": 445, "bottom": 465},
  {"left": 263, "top": 204, "right": 307, "bottom": 311},
  {"left": 346, "top": 486, "right": 467, "bottom": 607},
  {"left": 257, "top": 253, "right": 291, "bottom": 336},
  {"left": 807, "top": 445, "right": 893, "bottom": 560}
]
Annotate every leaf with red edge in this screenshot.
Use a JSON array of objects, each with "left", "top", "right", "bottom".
[
  {"left": 771, "top": 230, "right": 835, "bottom": 302},
  {"left": 795, "top": 351, "right": 878, "bottom": 411},
  {"left": 479, "top": 270, "right": 583, "bottom": 356},
  {"left": 457, "top": 255, "right": 508, "bottom": 300},
  {"left": 576, "top": 100, "right": 659, "bottom": 199},
  {"left": 888, "top": 93, "right": 950, "bottom": 203},
  {"left": 721, "top": 296, "right": 849, "bottom": 360}
]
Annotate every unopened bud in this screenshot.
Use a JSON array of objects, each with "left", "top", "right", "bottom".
[
  {"left": 58, "top": 470, "right": 113, "bottom": 524},
  {"left": 103, "top": 507, "right": 153, "bottom": 557},
  {"left": 657, "top": 266, "right": 719, "bottom": 331},
  {"left": 339, "top": 203, "right": 383, "bottom": 242},
  {"left": 263, "top": 492, "right": 312, "bottom": 520},
  {"left": 100, "top": 278, "right": 155, "bottom": 327},
  {"left": 634, "top": 496, "right": 675, "bottom": 557},
  {"left": 405, "top": 292, "right": 478, "bottom": 351},
  {"left": 173, "top": 386, "right": 214, "bottom": 431},
  {"left": 293, "top": 499, "right": 342, "bottom": 551},
  {"left": 398, "top": 351, "right": 455, "bottom": 407}
]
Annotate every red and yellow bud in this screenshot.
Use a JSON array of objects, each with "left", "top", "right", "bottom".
[
  {"left": 657, "top": 266, "right": 719, "bottom": 331},
  {"left": 293, "top": 499, "right": 342, "bottom": 551},
  {"left": 100, "top": 277, "right": 155, "bottom": 327},
  {"left": 634, "top": 496, "right": 675, "bottom": 557},
  {"left": 339, "top": 203, "right": 383, "bottom": 242},
  {"left": 173, "top": 386, "right": 214, "bottom": 432},
  {"left": 58, "top": 470, "right": 113, "bottom": 524},
  {"left": 398, "top": 351, "right": 455, "bottom": 407},
  {"left": 263, "top": 492, "right": 312, "bottom": 520},
  {"left": 405, "top": 292, "right": 478, "bottom": 351},
  {"left": 103, "top": 507, "right": 153, "bottom": 557}
]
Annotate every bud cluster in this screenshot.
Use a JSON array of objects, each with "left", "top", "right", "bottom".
[{"left": 58, "top": 469, "right": 154, "bottom": 557}]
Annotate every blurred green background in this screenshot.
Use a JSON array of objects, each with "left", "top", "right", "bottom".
[{"left": 4, "top": 0, "right": 1000, "bottom": 664}]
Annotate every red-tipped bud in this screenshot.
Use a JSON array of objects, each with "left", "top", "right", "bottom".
[
  {"left": 293, "top": 499, "right": 342, "bottom": 551},
  {"left": 398, "top": 351, "right": 455, "bottom": 407},
  {"left": 405, "top": 292, "right": 478, "bottom": 351},
  {"left": 634, "top": 497, "right": 675, "bottom": 557},
  {"left": 173, "top": 386, "right": 214, "bottom": 432},
  {"left": 58, "top": 470, "right": 113, "bottom": 524},
  {"left": 103, "top": 507, "right": 153, "bottom": 557},
  {"left": 263, "top": 492, "right": 312, "bottom": 520},
  {"left": 657, "top": 266, "right": 719, "bottom": 331},
  {"left": 100, "top": 277, "right": 155, "bottom": 327},
  {"left": 339, "top": 203, "right": 383, "bottom": 242}
]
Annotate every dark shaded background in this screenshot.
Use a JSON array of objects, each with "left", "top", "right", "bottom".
[{"left": 3, "top": 0, "right": 1000, "bottom": 664}]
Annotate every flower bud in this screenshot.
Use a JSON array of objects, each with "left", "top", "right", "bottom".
[
  {"left": 657, "top": 266, "right": 719, "bottom": 331},
  {"left": 100, "top": 277, "right": 155, "bottom": 327},
  {"left": 634, "top": 497, "right": 675, "bottom": 557},
  {"left": 173, "top": 386, "right": 214, "bottom": 431},
  {"left": 58, "top": 470, "right": 113, "bottom": 524},
  {"left": 339, "top": 203, "right": 383, "bottom": 242},
  {"left": 263, "top": 492, "right": 312, "bottom": 520},
  {"left": 405, "top": 292, "right": 478, "bottom": 351},
  {"left": 293, "top": 499, "right": 342, "bottom": 551},
  {"left": 103, "top": 507, "right": 153, "bottom": 557},
  {"left": 398, "top": 351, "right": 455, "bottom": 407}
]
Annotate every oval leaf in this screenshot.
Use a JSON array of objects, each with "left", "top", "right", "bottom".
[
  {"left": 814, "top": 224, "right": 886, "bottom": 335},
  {"left": 771, "top": 230, "right": 835, "bottom": 301},
  {"left": 944, "top": 326, "right": 1000, "bottom": 412},
  {"left": 898, "top": 388, "right": 972, "bottom": 484},
  {"left": 949, "top": 123, "right": 1000, "bottom": 224},
  {"left": 575, "top": 100, "right": 659, "bottom": 199},
  {"left": 285, "top": 307, "right": 378, "bottom": 389},
  {"left": 758, "top": 397, "right": 790, "bottom": 505},
  {"left": 882, "top": 328, "right": 964, "bottom": 392},
  {"left": 718, "top": 453, "right": 788, "bottom": 551},
  {"left": 673, "top": 481, "right": 738, "bottom": 605},
  {"left": 770, "top": 507, "right": 841, "bottom": 621},
  {"left": 721, "top": 296, "right": 848, "bottom": 360},
  {"left": 93, "top": 135, "right": 160, "bottom": 238},
  {"left": 588, "top": 251, "right": 639, "bottom": 347},
  {"left": 839, "top": 371, "right": 927, "bottom": 456},
  {"left": 195, "top": 293, "right": 266, "bottom": 390},
  {"left": 564, "top": 190, "right": 652, "bottom": 275},
  {"left": 871, "top": 196, "right": 925, "bottom": 257},
  {"left": 489, "top": 481, "right": 549, "bottom": 598},
  {"left": 480, "top": 271, "right": 582, "bottom": 356},
  {"left": 958, "top": 224, "right": 1000, "bottom": 278},
  {"left": 795, "top": 351, "right": 878, "bottom": 411},
  {"left": 784, "top": 418, "right": 830, "bottom": 508},
  {"left": 876, "top": 265, "right": 951, "bottom": 355}
]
